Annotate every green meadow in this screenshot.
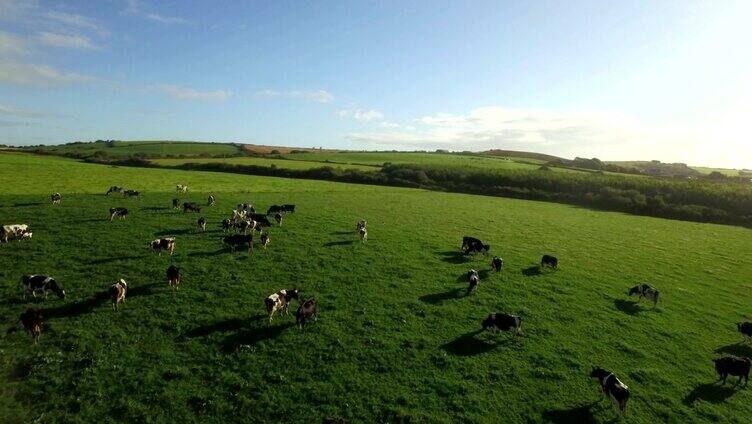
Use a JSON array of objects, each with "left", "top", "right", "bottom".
[
  {"left": 1, "top": 152, "right": 751, "bottom": 423},
  {"left": 29, "top": 140, "right": 243, "bottom": 158}
]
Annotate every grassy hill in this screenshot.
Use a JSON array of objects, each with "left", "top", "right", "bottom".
[
  {"left": 1, "top": 152, "right": 751, "bottom": 423},
  {"left": 25, "top": 140, "right": 243, "bottom": 159}
]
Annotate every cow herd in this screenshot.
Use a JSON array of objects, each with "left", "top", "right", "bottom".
[{"left": 3, "top": 186, "right": 750, "bottom": 419}]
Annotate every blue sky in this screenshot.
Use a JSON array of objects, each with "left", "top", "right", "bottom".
[{"left": 1, "top": 0, "right": 750, "bottom": 167}]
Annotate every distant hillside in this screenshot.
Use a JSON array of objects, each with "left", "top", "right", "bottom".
[
  {"left": 23, "top": 140, "right": 244, "bottom": 159},
  {"left": 609, "top": 161, "right": 702, "bottom": 178},
  {"left": 482, "top": 149, "right": 564, "bottom": 162}
]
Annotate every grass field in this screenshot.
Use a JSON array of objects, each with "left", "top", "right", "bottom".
[
  {"left": 28, "top": 140, "right": 243, "bottom": 158},
  {"left": 1, "top": 152, "right": 752, "bottom": 423},
  {"left": 152, "top": 156, "right": 378, "bottom": 172},
  {"left": 281, "top": 151, "right": 545, "bottom": 170}
]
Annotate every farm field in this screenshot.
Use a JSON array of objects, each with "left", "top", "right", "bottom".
[
  {"left": 28, "top": 140, "right": 243, "bottom": 158},
  {"left": 152, "top": 156, "right": 378, "bottom": 171},
  {"left": 1, "top": 152, "right": 752, "bottom": 423},
  {"left": 280, "top": 151, "right": 546, "bottom": 170}
]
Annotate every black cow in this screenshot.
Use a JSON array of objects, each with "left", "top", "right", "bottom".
[
  {"left": 482, "top": 313, "right": 522, "bottom": 335},
  {"left": 106, "top": 186, "right": 122, "bottom": 195},
  {"left": 590, "top": 367, "right": 630, "bottom": 414},
  {"left": 627, "top": 283, "right": 659, "bottom": 307},
  {"left": 20, "top": 308, "right": 44, "bottom": 343},
  {"left": 296, "top": 298, "right": 318, "bottom": 329},
  {"left": 249, "top": 213, "right": 272, "bottom": 227},
  {"left": 267, "top": 205, "right": 284, "bottom": 215},
  {"left": 166, "top": 265, "right": 180, "bottom": 289},
  {"left": 109, "top": 207, "right": 128, "bottom": 221},
  {"left": 221, "top": 218, "right": 232, "bottom": 232},
  {"left": 541, "top": 254, "right": 558, "bottom": 268},
  {"left": 21, "top": 275, "right": 66, "bottom": 299},
  {"left": 738, "top": 322, "right": 752, "bottom": 342},
  {"left": 273, "top": 213, "right": 283, "bottom": 226},
  {"left": 491, "top": 256, "right": 503, "bottom": 272},
  {"left": 197, "top": 217, "right": 207, "bottom": 232},
  {"left": 464, "top": 240, "right": 490, "bottom": 255},
  {"left": 466, "top": 269, "right": 480, "bottom": 295},
  {"left": 462, "top": 236, "right": 482, "bottom": 251},
  {"left": 223, "top": 234, "right": 253, "bottom": 254},
  {"left": 714, "top": 356, "right": 751, "bottom": 386},
  {"left": 123, "top": 189, "right": 140, "bottom": 198},
  {"left": 172, "top": 198, "right": 180, "bottom": 209},
  {"left": 282, "top": 204, "right": 295, "bottom": 213},
  {"left": 183, "top": 202, "right": 201, "bottom": 213}
]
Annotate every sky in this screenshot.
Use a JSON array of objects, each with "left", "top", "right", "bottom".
[{"left": 0, "top": 0, "right": 750, "bottom": 168}]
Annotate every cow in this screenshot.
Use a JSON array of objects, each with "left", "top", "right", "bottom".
[
  {"left": 172, "top": 198, "right": 180, "bottom": 209},
  {"left": 466, "top": 269, "right": 480, "bottom": 295},
  {"left": 482, "top": 313, "right": 522, "bottom": 335},
  {"left": 461, "top": 236, "right": 482, "bottom": 251},
  {"left": 166, "top": 265, "right": 180, "bottom": 289},
  {"left": 207, "top": 194, "right": 216, "bottom": 207},
  {"left": 737, "top": 322, "right": 752, "bottom": 342},
  {"left": 150, "top": 237, "right": 176, "bottom": 256},
  {"left": 223, "top": 234, "right": 253, "bottom": 254},
  {"left": 109, "top": 279, "right": 128, "bottom": 311},
  {"left": 627, "top": 283, "right": 659, "bottom": 307},
  {"left": 237, "top": 203, "right": 255, "bottom": 214},
  {"left": 51, "top": 192, "right": 62, "bottom": 205},
  {"left": 541, "top": 254, "right": 558, "bottom": 268},
  {"left": 21, "top": 275, "right": 66, "bottom": 299},
  {"left": 464, "top": 240, "right": 489, "bottom": 255},
  {"left": 109, "top": 207, "right": 129, "bottom": 221},
  {"left": 221, "top": 218, "right": 232, "bottom": 232},
  {"left": 20, "top": 232, "right": 32, "bottom": 240},
  {"left": 282, "top": 204, "right": 295, "bottom": 213},
  {"left": 106, "top": 186, "right": 123, "bottom": 195},
  {"left": 249, "top": 213, "right": 272, "bottom": 227},
  {"left": 19, "top": 308, "right": 44, "bottom": 343},
  {"left": 183, "top": 202, "right": 201, "bottom": 213},
  {"left": 260, "top": 233, "right": 270, "bottom": 248},
  {"left": 714, "top": 356, "right": 751, "bottom": 386},
  {"left": 237, "top": 219, "right": 256, "bottom": 234},
  {"left": 123, "top": 189, "right": 140, "bottom": 198},
  {"left": 267, "top": 205, "right": 284, "bottom": 215},
  {"left": 356, "top": 220, "right": 367, "bottom": 231},
  {"left": 197, "top": 217, "right": 207, "bottom": 232},
  {"left": 273, "top": 213, "right": 283, "bottom": 226},
  {"left": 590, "top": 367, "right": 630, "bottom": 415},
  {"left": 491, "top": 256, "right": 503, "bottom": 272},
  {"left": 176, "top": 184, "right": 188, "bottom": 194},
  {"left": 1, "top": 224, "right": 30, "bottom": 243},
  {"left": 296, "top": 298, "right": 318, "bottom": 329},
  {"left": 264, "top": 289, "right": 299, "bottom": 322}
]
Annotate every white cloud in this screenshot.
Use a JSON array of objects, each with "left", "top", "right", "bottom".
[
  {"left": 379, "top": 121, "right": 400, "bottom": 128},
  {"left": 0, "top": 31, "right": 27, "bottom": 55},
  {"left": 159, "top": 84, "right": 232, "bottom": 102},
  {"left": 121, "top": 0, "right": 189, "bottom": 25},
  {"left": 0, "top": 103, "right": 51, "bottom": 117},
  {"left": 255, "top": 89, "right": 333, "bottom": 103},
  {"left": 338, "top": 108, "right": 385, "bottom": 122},
  {"left": 0, "top": 61, "right": 97, "bottom": 86},
  {"left": 44, "top": 11, "right": 106, "bottom": 34},
  {"left": 146, "top": 13, "right": 189, "bottom": 25},
  {"left": 36, "top": 31, "right": 99, "bottom": 50}
]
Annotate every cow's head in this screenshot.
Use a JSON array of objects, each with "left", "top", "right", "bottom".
[
  {"left": 627, "top": 285, "right": 640, "bottom": 296},
  {"left": 49, "top": 280, "right": 66, "bottom": 299},
  {"left": 481, "top": 314, "right": 495, "bottom": 330}
]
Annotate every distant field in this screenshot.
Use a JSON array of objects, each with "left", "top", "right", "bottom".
[
  {"left": 692, "top": 166, "right": 742, "bottom": 176},
  {"left": 28, "top": 140, "right": 243, "bottom": 158},
  {"left": 281, "top": 151, "right": 546, "bottom": 170},
  {"left": 152, "top": 156, "right": 378, "bottom": 171},
  {"left": 2, "top": 152, "right": 752, "bottom": 423}
]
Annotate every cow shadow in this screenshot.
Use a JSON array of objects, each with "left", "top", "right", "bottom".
[
  {"left": 522, "top": 265, "right": 542, "bottom": 276},
  {"left": 714, "top": 342, "right": 752, "bottom": 357},
  {"left": 437, "top": 250, "right": 470, "bottom": 264},
  {"left": 221, "top": 322, "right": 294, "bottom": 353},
  {"left": 541, "top": 402, "right": 599, "bottom": 423},
  {"left": 12, "top": 202, "right": 44, "bottom": 208},
  {"left": 683, "top": 383, "right": 737, "bottom": 405},
  {"left": 330, "top": 231, "right": 352, "bottom": 235},
  {"left": 187, "top": 249, "right": 227, "bottom": 258},
  {"left": 613, "top": 299, "right": 642, "bottom": 315},
  {"left": 442, "top": 329, "right": 507, "bottom": 356},
  {"left": 419, "top": 288, "right": 464, "bottom": 304},
  {"left": 142, "top": 206, "right": 168, "bottom": 211},
  {"left": 154, "top": 229, "right": 191, "bottom": 236},
  {"left": 128, "top": 283, "right": 159, "bottom": 298},
  {"left": 183, "top": 316, "right": 261, "bottom": 339},
  {"left": 323, "top": 240, "right": 354, "bottom": 247},
  {"left": 88, "top": 255, "right": 144, "bottom": 265},
  {"left": 38, "top": 283, "right": 159, "bottom": 319}
]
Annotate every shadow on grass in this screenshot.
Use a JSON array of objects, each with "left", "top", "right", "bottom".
[
  {"left": 155, "top": 229, "right": 191, "bottom": 236},
  {"left": 221, "top": 322, "right": 294, "bottom": 353},
  {"left": 323, "top": 240, "right": 354, "bottom": 247},
  {"left": 330, "top": 231, "right": 352, "bottom": 235},
  {"left": 142, "top": 206, "right": 169, "bottom": 211},
  {"left": 437, "top": 250, "right": 470, "bottom": 264},
  {"left": 88, "top": 255, "right": 144, "bottom": 265},
  {"left": 188, "top": 249, "right": 227, "bottom": 258},
  {"left": 683, "top": 382, "right": 738, "bottom": 405},
  {"left": 40, "top": 283, "right": 158, "bottom": 319},
  {"left": 12, "top": 202, "right": 44, "bottom": 208},
  {"left": 442, "top": 329, "right": 508, "bottom": 356},
  {"left": 542, "top": 401, "right": 599, "bottom": 423},
  {"left": 522, "top": 265, "right": 541, "bottom": 276},
  {"left": 128, "top": 283, "right": 160, "bottom": 298},
  {"left": 183, "top": 316, "right": 264, "bottom": 339},
  {"left": 7, "top": 359, "right": 33, "bottom": 381},
  {"left": 715, "top": 343, "right": 752, "bottom": 357},
  {"left": 613, "top": 299, "right": 643, "bottom": 315},
  {"left": 419, "top": 288, "right": 464, "bottom": 304}
]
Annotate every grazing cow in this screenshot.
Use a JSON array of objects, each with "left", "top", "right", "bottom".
[
  {"left": 172, "top": 198, "right": 180, "bottom": 209},
  {"left": 467, "top": 269, "right": 480, "bottom": 295},
  {"left": 296, "top": 298, "right": 318, "bottom": 329},
  {"left": 1, "top": 224, "right": 30, "bottom": 243},
  {"left": 51, "top": 192, "right": 62, "bottom": 205},
  {"left": 714, "top": 356, "right": 751, "bottom": 386},
  {"left": 123, "top": 189, "right": 140, "bottom": 198},
  {"left": 541, "top": 254, "right": 558, "bottom": 268},
  {"left": 183, "top": 202, "right": 201, "bottom": 213},
  {"left": 21, "top": 275, "right": 66, "bottom": 299},
  {"left": 176, "top": 184, "right": 188, "bottom": 194},
  {"left": 249, "top": 213, "right": 272, "bottom": 227},
  {"left": 590, "top": 367, "right": 630, "bottom": 414},
  {"left": 627, "top": 283, "right": 659, "bottom": 307},
  {"left": 109, "top": 207, "right": 129, "bottom": 221},
  {"left": 264, "top": 289, "right": 299, "bottom": 322},
  {"left": 20, "top": 308, "right": 44, "bottom": 343},
  {"left": 273, "top": 213, "right": 283, "bottom": 226},
  {"left": 737, "top": 322, "right": 752, "bottom": 342},
  {"left": 356, "top": 220, "right": 367, "bottom": 231},
  {"left": 221, "top": 218, "right": 232, "bottom": 232},
  {"left": 197, "top": 217, "right": 207, "bottom": 232},
  {"left": 482, "top": 313, "right": 522, "bottom": 335},
  {"left": 462, "top": 236, "right": 482, "bottom": 251},
  {"left": 166, "top": 265, "right": 181, "bottom": 289},
  {"left": 150, "top": 237, "right": 176, "bottom": 256},
  {"left": 207, "top": 194, "right": 216, "bottom": 207},
  {"left": 491, "top": 256, "right": 503, "bottom": 272},
  {"left": 267, "top": 205, "right": 284, "bottom": 215},
  {"left": 109, "top": 279, "right": 128, "bottom": 311},
  {"left": 20, "top": 232, "right": 32, "bottom": 240},
  {"left": 260, "top": 233, "right": 270, "bottom": 248},
  {"left": 223, "top": 234, "right": 253, "bottom": 254},
  {"left": 358, "top": 227, "right": 367, "bottom": 243},
  {"left": 282, "top": 204, "right": 295, "bottom": 213},
  {"left": 106, "top": 186, "right": 122, "bottom": 195},
  {"left": 464, "top": 240, "right": 490, "bottom": 255},
  {"left": 237, "top": 219, "right": 256, "bottom": 234},
  {"left": 237, "top": 203, "right": 255, "bottom": 214}
]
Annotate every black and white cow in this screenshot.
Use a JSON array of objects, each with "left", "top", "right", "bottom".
[
  {"left": 21, "top": 275, "right": 66, "bottom": 299},
  {"left": 176, "top": 184, "right": 188, "bottom": 194},
  {"left": 223, "top": 234, "right": 253, "bottom": 254},
  {"left": 1, "top": 224, "right": 30, "bottom": 243},
  {"left": 237, "top": 203, "right": 255, "bottom": 214},
  {"left": 273, "top": 213, "right": 283, "bottom": 226},
  {"left": 464, "top": 239, "right": 489, "bottom": 255},
  {"left": 356, "top": 220, "right": 367, "bottom": 231},
  {"left": 106, "top": 186, "right": 123, "bottom": 195},
  {"left": 491, "top": 256, "right": 503, "bottom": 272},
  {"left": 282, "top": 204, "right": 295, "bottom": 213},
  {"left": 221, "top": 218, "right": 232, "bottom": 232},
  {"left": 20, "top": 308, "right": 44, "bottom": 343},
  {"left": 150, "top": 237, "right": 176, "bottom": 256},
  {"left": 123, "top": 189, "right": 140, "bottom": 198},
  {"left": 249, "top": 213, "right": 272, "bottom": 227},
  {"left": 714, "top": 356, "right": 751, "bottom": 386},
  {"left": 466, "top": 269, "right": 480, "bottom": 295},
  {"left": 183, "top": 202, "right": 201, "bottom": 213},
  {"left": 482, "top": 313, "right": 522, "bottom": 335},
  {"left": 590, "top": 367, "right": 630, "bottom": 414},
  {"left": 296, "top": 298, "right": 318, "bottom": 329},
  {"left": 172, "top": 198, "right": 180, "bottom": 209},
  {"left": 358, "top": 227, "right": 367, "bottom": 243},
  {"left": 109, "top": 207, "right": 129, "bottom": 221},
  {"left": 237, "top": 219, "right": 256, "bottom": 234},
  {"left": 207, "top": 194, "right": 216, "bottom": 207},
  {"left": 265, "top": 289, "right": 299, "bottom": 322},
  {"left": 260, "top": 233, "right": 270, "bottom": 248},
  {"left": 737, "top": 322, "right": 752, "bottom": 342},
  {"left": 109, "top": 279, "right": 128, "bottom": 311},
  {"left": 461, "top": 236, "right": 481, "bottom": 251},
  {"left": 627, "top": 283, "right": 659, "bottom": 307},
  {"left": 541, "top": 254, "right": 558, "bottom": 268},
  {"left": 51, "top": 192, "right": 62, "bottom": 205},
  {"left": 197, "top": 217, "right": 207, "bottom": 232},
  {"left": 166, "top": 265, "right": 180, "bottom": 289},
  {"left": 267, "top": 205, "right": 284, "bottom": 215}
]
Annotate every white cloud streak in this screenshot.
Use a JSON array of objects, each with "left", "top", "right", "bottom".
[
  {"left": 159, "top": 84, "right": 232, "bottom": 102},
  {"left": 338, "top": 108, "right": 385, "bottom": 122},
  {"left": 255, "top": 89, "right": 334, "bottom": 103},
  {"left": 0, "top": 61, "right": 97, "bottom": 87},
  {"left": 36, "top": 31, "right": 99, "bottom": 50},
  {"left": 0, "top": 103, "right": 54, "bottom": 117},
  {"left": 0, "top": 31, "right": 27, "bottom": 55},
  {"left": 121, "top": 0, "right": 189, "bottom": 25}
]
